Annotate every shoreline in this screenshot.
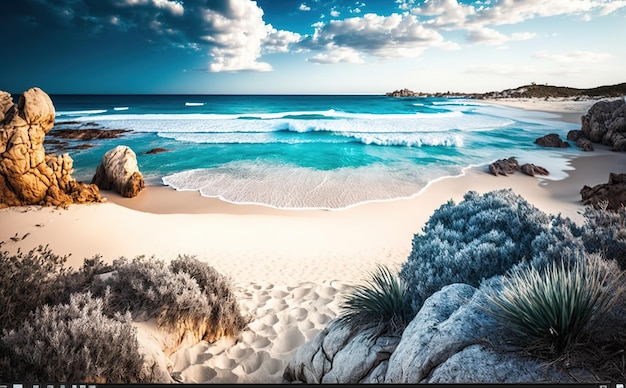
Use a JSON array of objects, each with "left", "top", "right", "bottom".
[{"left": 2, "top": 97, "right": 625, "bottom": 383}]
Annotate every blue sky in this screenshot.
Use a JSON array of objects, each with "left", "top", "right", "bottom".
[{"left": 1, "top": 0, "right": 625, "bottom": 94}]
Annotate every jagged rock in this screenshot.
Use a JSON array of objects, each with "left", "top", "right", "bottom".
[
  {"left": 384, "top": 284, "right": 587, "bottom": 383},
  {"left": 581, "top": 99, "right": 626, "bottom": 150},
  {"left": 520, "top": 163, "right": 549, "bottom": 177},
  {"left": 567, "top": 129, "right": 584, "bottom": 141},
  {"left": 49, "top": 128, "right": 131, "bottom": 141},
  {"left": 534, "top": 133, "right": 570, "bottom": 148},
  {"left": 283, "top": 319, "right": 400, "bottom": 383},
  {"left": 577, "top": 137, "right": 594, "bottom": 151},
  {"left": 489, "top": 157, "right": 519, "bottom": 176},
  {"left": 92, "top": 145, "right": 145, "bottom": 198},
  {"left": 0, "top": 88, "right": 101, "bottom": 208},
  {"left": 144, "top": 148, "right": 170, "bottom": 155},
  {"left": 581, "top": 173, "right": 626, "bottom": 210},
  {"left": 385, "top": 89, "right": 418, "bottom": 97},
  {"left": 285, "top": 283, "right": 589, "bottom": 384}
]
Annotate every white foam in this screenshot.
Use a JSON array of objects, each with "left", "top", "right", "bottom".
[
  {"left": 185, "top": 102, "right": 205, "bottom": 106},
  {"left": 348, "top": 132, "right": 464, "bottom": 147},
  {"left": 55, "top": 109, "right": 107, "bottom": 116},
  {"left": 114, "top": 107, "right": 129, "bottom": 111},
  {"left": 162, "top": 161, "right": 457, "bottom": 210}
]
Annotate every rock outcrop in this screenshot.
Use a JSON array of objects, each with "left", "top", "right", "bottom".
[
  {"left": 488, "top": 157, "right": 549, "bottom": 177},
  {"left": 534, "top": 133, "right": 570, "bottom": 148},
  {"left": 284, "top": 284, "right": 592, "bottom": 384},
  {"left": 573, "top": 99, "right": 626, "bottom": 151},
  {"left": 520, "top": 163, "right": 549, "bottom": 177},
  {"left": 489, "top": 157, "right": 519, "bottom": 176},
  {"left": 385, "top": 89, "right": 418, "bottom": 97},
  {"left": 92, "top": 145, "right": 145, "bottom": 198},
  {"left": 0, "top": 88, "right": 101, "bottom": 208},
  {"left": 581, "top": 173, "right": 626, "bottom": 211}
]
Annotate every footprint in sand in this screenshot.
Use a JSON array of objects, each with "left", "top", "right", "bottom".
[
  {"left": 260, "top": 314, "right": 278, "bottom": 326},
  {"left": 239, "top": 350, "right": 271, "bottom": 374},
  {"left": 181, "top": 365, "right": 217, "bottom": 383},
  {"left": 290, "top": 307, "right": 308, "bottom": 321},
  {"left": 272, "top": 326, "right": 305, "bottom": 354},
  {"left": 260, "top": 358, "right": 284, "bottom": 376},
  {"left": 250, "top": 335, "right": 271, "bottom": 349},
  {"left": 270, "top": 289, "right": 289, "bottom": 299},
  {"left": 226, "top": 346, "right": 254, "bottom": 361},
  {"left": 309, "top": 311, "right": 331, "bottom": 326},
  {"left": 291, "top": 286, "right": 313, "bottom": 299},
  {"left": 318, "top": 286, "right": 338, "bottom": 298},
  {"left": 212, "top": 354, "right": 237, "bottom": 369}
]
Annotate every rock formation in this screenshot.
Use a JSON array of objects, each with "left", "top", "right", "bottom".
[
  {"left": 92, "top": 145, "right": 145, "bottom": 198},
  {"left": 284, "top": 284, "right": 592, "bottom": 383},
  {"left": 488, "top": 157, "right": 549, "bottom": 177},
  {"left": 520, "top": 163, "right": 549, "bottom": 177},
  {"left": 534, "top": 133, "right": 570, "bottom": 148},
  {"left": 570, "top": 99, "right": 626, "bottom": 151},
  {"left": 385, "top": 89, "right": 418, "bottom": 97},
  {"left": 581, "top": 173, "right": 626, "bottom": 211},
  {"left": 489, "top": 157, "right": 519, "bottom": 176},
  {"left": 0, "top": 88, "right": 101, "bottom": 208}
]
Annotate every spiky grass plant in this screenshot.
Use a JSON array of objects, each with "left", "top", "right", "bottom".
[
  {"left": 487, "top": 253, "right": 624, "bottom": 353},
  {"left": 338, "top": 265, "right": 412, "bottom": 337}
]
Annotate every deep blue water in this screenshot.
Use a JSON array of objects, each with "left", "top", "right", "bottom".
[{"left": 50, "top": 94, "right": 581, "bottom": 209}]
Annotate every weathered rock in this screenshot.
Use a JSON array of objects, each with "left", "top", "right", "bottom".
[
  {"left": 283, "top": 319, "right": 400, "bottom": 383},
  {"left": 581, "top": 99, "right": 626, "bottom": 150},
  {"left": 49, "top": 128, "right": 131, "bottom": 141},
  {"left": 385, "top": 284, "right": 587, "bottom": 383},
  {"left": 577, "top": 137, "right": 594, "bottom": 151},
  {"left": 567, "top": 129, "right": 584, "bottom": 142},
  {"left": 489, "top": 157, "right": 519, "bottom": 176},
  {"left": 520, "top": 163, "right": 549, "bottom": 177},
  {"left": 385, "top": 88, "right": 418, "bottom": 97},
  {"left": 144, "top": 148, "right": 170, "bottom": 155},
  {"left": 285, "top": 283, "right": 595, "bottom": 384},
  {"left": 534, "top": 133, "right": 570, "bottom": 148},
  {"left": 0, "top": 88, "right": 102, "bottom": 208},
  {"left": 92, "top": 145, "right": 145, "bottom": 198},
  {"left": 581, "top": 173, "right": 626, "bottom": 210}
]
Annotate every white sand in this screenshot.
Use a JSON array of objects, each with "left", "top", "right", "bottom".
[{"left": 1, "top": 98, "right": 624, "bottom": 383}]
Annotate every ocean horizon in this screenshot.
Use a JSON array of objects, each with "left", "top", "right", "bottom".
[{"left": 50, "top": 94, "right": 581, "bottom": 209}]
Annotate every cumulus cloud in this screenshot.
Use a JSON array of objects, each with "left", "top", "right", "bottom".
[
  {"left": 303, "top": 12, "right": 453, "bottom": 61},
  {"left": 299, "top": 3, "right": 311, "bottom": 11},
  {"left": 466, "top": 27, "right": 535, "bottom": 45},
  {"left": 9, "top": 0, "right": 301, "bottom": 73},
  {"left": 533, "top": 50, "right": 613, "bottom": 63},
  {"left": 307, "top": 46, "right": 365, "bottom": 64}
]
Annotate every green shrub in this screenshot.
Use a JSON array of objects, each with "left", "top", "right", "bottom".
[
  {"left": 338, "top": 265, "right": 412, "bottom": 336},
  {"left": 0, "top": 292, "right": 147, "bottom": 383},
  {"left": 400, "top": 189, "right": 551, "bottom": 313},
  {"left": 486, "top": 253, "right": 624, "bottom": 352}
]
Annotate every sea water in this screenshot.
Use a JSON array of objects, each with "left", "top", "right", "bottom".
[{"left": 51, "top": 94, "right": 581, "bottom": 209}]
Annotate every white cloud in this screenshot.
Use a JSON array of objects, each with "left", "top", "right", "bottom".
[
  {"left": 411, "top": 0, "right": 476, "bottom": 29},
  {"left": 466, "top": 27, "right": 535, "bottom": 45},
  {"left": 533, "top": 50, "right": 613, "bottom": 63},
  {"left": 120, "top": 0, "right": 184, "bottom": 16},
  {"left": 305, "top": 12, "right": 453, "bottom": 61},
  {"left": 307, "top": 45, "right": 365, "bottom": 64},
  {"left": 299, "top": 3, "right": 311, "bottom": 11},
  {"left": 263, "top": 26, "right": 302, "bottom": 53},
  {"left": 330, "top": 9, "right": 341, "bottom": 17}
]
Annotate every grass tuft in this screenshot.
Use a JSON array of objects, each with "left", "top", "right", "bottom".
[
  {"left": 486, "top": 253, "right": 624, "bottom": 353},
  {"left": 338, "top": 265, "right": 412, "bottom": 337}
]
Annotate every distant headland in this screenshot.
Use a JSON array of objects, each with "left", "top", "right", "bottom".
[{"left": 386, "top": 82, "right": 626, "bottom": 99}]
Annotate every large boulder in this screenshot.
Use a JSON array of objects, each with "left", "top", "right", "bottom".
[
  {"left": 284, "top": 283, "right": 591, "bottom": 384},
  {"left": 581, "top": 173, "right": 626, "bottom": 210},
  {"left": 488, "top": 157, "right": 519, "bottom": 176},
  {"left": 92, "top": 145, "right": 145, "bottom": 198},
  {"left": 283, "top": 320, "right": 400, "bottom": 383},
  {"left": 0, "top": 88, "right": 101, "bottom": 208},
  {"left": 581, "top": 99, "right": 626, "bottom": 150}
]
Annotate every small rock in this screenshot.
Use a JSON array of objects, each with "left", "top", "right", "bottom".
[
  {"left": 534, "top": 133, "right": 570, "bottom": 148},
  {"left": 144, "top": 148, "right": 170, "bottom": 155},
  {"left": 520, "top": 163, "right": 549, "bottom": 177},
  {"left": 489, "top": 157, "right": 519, "bottom": 176}
]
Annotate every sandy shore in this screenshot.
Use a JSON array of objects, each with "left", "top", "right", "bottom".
[{"left": 1, "top": 99, "right": 625, "bottom": 383}]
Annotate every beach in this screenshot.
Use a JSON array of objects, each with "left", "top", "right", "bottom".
[{"left": 1, "top": 99, "right": 625, "bottom": 383}]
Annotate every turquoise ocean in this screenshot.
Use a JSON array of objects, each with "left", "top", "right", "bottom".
[{"left": 51, "top": 94, "right": 581, "bottom": 209}]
